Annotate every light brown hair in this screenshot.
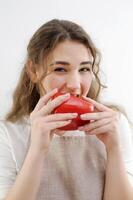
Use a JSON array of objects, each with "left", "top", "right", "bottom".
[{"left": 6, "top": 19, "right": 106, "bottom": 122}]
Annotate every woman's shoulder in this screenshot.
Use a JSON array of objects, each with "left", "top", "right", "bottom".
[
  {"left": 0, "top": 116, "right": 31, "bottom": 139},
  {"left": 118, "top": 113, "right": 133, "bottom": 136},
  {"left": 0, "top": 116, "right": 30, "bottom": 139},
  {"left": 0, "top": 117, "right": 31, "bottom": 171},
  {"left": 0, "top": 115, "right": 30, "bottom": 128},
  {"left": 0, "top": 116, "right": 31, "bottom": 147}
]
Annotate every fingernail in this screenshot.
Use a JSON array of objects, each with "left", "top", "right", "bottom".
[
  {"left": 71, "top": 113, "right": 78, "bottom": 116},
  {"left": 80, "top": 115, "right": 87, "bottom": 119},
  {"left": 53, "top": 88, "right": 58, "bottom": 92},
  {"left": 63, "top": 93, "right": 70, "bottom": 98},
  {"left": 78, "top": 126, "right": 84, "bottom": 130},
  {"left": 66, "top": 120, "right": 72, "bottom": 123}
]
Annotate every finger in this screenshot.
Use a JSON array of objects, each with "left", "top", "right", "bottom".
[
  {"left": 87, "top": 123, "right": 111, "bottom": 135},
  {"left": 50, "top": 131, "right": 55, "bottom": 140},
  {"left": 44, "top": 113, "right": 78, "bottom": 122},
  {"left": 48, "top": 120, "right": 72, "bottom": 130},
  {"left": 78, "top": 117, "right": 112, "bottom": 131},
  {"left": 34, "top": 88, "right": 58, "bottom": 112},
  {"left": 82, "top": 96, "right": 110, "bottom": 111},
  {"left": 38, "top": 93, "right": 70, "bottom": 116},
  {"left": 52, "top": 129, "right": 66, "bottom": 136},
  {"left": 80, "top": 111, "right": 113, "bottom": 121}
]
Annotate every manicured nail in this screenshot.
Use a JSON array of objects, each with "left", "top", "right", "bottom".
[
  {"left": 71, "top": 113, "right": 78, "bottom": 116},
  {"left": 80, "top": 115, "right": 87, "bottom": 119},
  {"left": 63, "top": 93, "right": 70, "bottom": 98},
  {"left": 53, "top": 88, "right": 58, "bottom": 92},
  {"left": 78, "top": 126, "right": 84, "bottom": 130}
]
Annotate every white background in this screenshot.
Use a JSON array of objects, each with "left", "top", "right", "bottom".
[{"left": 0, "top": 0, "right": 133, "bottom": 121}]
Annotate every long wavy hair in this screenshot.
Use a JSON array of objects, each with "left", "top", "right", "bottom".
[{"left": 6, "top": 19, "right": 106, "bottom": 122}]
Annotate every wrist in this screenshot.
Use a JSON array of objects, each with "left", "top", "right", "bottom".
[
  {"left": 28, "top": 145, "right": 48, "bottom": 160},
  {"left": 106, "top": 143, "right": 122, "bottom": 156}
]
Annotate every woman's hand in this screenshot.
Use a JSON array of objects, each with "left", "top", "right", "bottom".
[
  {"left": 78, "top": 96, "right": 121, "bottom": 152},
  {"left": 29, "top": 88, "right": 78, "bottom": 154}
]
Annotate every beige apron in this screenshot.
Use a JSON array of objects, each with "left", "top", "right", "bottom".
[{"left": 37, "top": 135, "right": 106, "bottom": 200}]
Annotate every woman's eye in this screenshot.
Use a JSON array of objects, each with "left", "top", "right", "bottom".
[
  {"left": 53, "top": 67, "right": 91, "bottom": 73},
  {"left": 79, "top": 67, "right": 91, "bottom": 72},
  {"left": 54, "top": 67, "right": 66, "bottom": 72}
]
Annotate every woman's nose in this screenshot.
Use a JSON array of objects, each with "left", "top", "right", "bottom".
[{"left": 66, "top": 72, "right": 81, "bottom": 91}]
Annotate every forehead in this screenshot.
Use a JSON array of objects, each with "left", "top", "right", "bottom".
[{"left": 49, "top": 40, "right": 93, "bottom": 64}]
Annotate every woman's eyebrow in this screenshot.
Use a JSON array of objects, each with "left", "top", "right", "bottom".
[
  {"left": 49, "top": 61, "right": 69, "bottom": 66},
  {"left": 80, "top": 61, "right": 93, "bottom": 66},
  {"left": 49, "top": 61, "right": 93, "bottom": 66}
]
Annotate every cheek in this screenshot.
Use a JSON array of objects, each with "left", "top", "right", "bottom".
[
  {"left": 84, "top": 76, "right": 92, "bottom": 85},
  {"left": 42, "top": 75, "right": 65, "bottom": 92},
  {"left": 82, "top": 75, "right": 93, "bottom": 95}
]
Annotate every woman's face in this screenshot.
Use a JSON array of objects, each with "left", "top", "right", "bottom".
[{"left": 41, "top": 40, "right": 93, "bottom": 97}]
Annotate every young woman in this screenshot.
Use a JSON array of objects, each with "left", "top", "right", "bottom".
[{"left": 0, "top": 19, "right": 133, "bottom": 200}]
